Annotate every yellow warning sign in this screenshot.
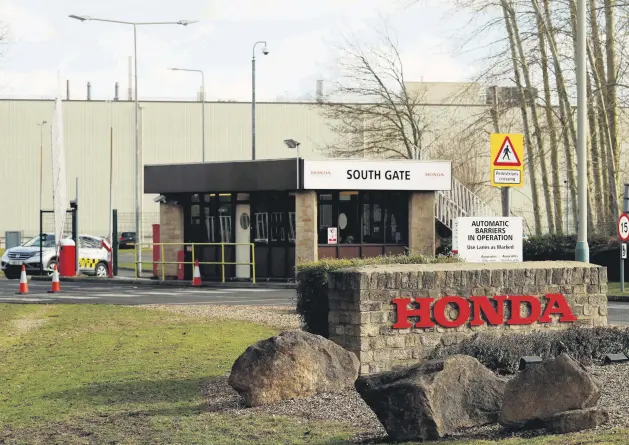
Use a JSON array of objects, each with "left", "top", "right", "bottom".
[{"left": 490, "top": 133, "right": 524, "bottom": 188}]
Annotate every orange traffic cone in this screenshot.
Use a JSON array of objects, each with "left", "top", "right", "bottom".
[
  {"left": 48, "top": 264, "right": 61, "bottom": 294},
  {"left": 192, "top": 259, "right": 202, "bottom": 286},
  {"left": 16, "top": 265, "right": 28, "bottom": 295}
]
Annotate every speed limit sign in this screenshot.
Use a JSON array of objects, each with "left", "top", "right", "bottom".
[{"left": 619, "top": 213, "right": 629, "bottom": 242}]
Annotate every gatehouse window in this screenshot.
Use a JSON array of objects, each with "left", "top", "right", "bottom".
[{"left": 316, "top": 191, "right": 409, "bottom": 245}]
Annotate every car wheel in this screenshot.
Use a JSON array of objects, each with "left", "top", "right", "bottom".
[
  {"left": 95, "top": 262, "right": 109, "bottom": 277},
  {"left": 46, "top": 260, "right": 58, "bottom": 276}
]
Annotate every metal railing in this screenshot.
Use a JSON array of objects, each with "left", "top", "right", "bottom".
[
  {"left": 435, "top": 177, "right": 498, "bottom": 229},
  {"left": 135, "top": 242, "right": 256, "bottom": 283},
  {"left": 418, "top": 152, "right": 498, "bottom": 229}
]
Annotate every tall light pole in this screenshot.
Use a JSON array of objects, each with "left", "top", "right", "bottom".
[
  {"left": 284, "top": 139, "right": 301, "bottom": 190},
  {"left": 575, "top": 0, "right": 589, "bottom": 262},
  {"left": 170, "top": 68, "right": 206, "bottom": 162},
  {"left": 252, "top": 41, "right": 269, "bottom": 160},
  {"left": 69, "top": 15, "right": 197, "bottom": 277},
  {"left": 38, "top": 120, "right": 48, "bottom": 216}
]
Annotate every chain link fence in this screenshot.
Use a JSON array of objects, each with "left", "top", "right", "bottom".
[
  {"left": 115, "top": 212, "right": 159, "bottom": 242},
  {"left": 41, "top": 211, "right": 74, "bottom": 239}
]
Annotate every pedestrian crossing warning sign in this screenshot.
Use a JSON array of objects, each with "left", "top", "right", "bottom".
[
  {"left": 490, "top": 133, "right": 524, "bottom": 187},
  {"left": 494, "top": 136, "right": 521, "bottom": 166}
]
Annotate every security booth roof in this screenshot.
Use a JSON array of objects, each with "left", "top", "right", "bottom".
[{"left": 144, "top": 158, "right": 300, "bottom": 194}]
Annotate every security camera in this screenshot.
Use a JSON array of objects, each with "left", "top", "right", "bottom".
[
  {"left": 262, "top": 46, "right": 269, "bottom": 55},
  {"left": 154, "top": 195, "right": 166, "bottom": 204}
]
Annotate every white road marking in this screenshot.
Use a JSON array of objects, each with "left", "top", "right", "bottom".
[
  {"left": 217, "top": 288, "right": 276, "bottom": 292},
  {"left": 0, "top": 297, "right": 53, "bottom": 302},
  {"left": 88, "top": 293, "right": 138, "bottom": 298},
  {"left": 174, "top": 289, "right": 239, "bottom": 294},
  {"left": 608, "top": 303, "right": 629, "bottom": 309},
  {"left": 52, "top": 296, "right": 99, "bottom": 300}
]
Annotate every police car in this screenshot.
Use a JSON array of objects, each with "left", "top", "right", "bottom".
[{"left": 1, "top": 233, "right": 111, "bottom": 279}]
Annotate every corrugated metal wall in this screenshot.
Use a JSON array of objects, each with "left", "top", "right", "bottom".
[
  {"left": 1, "top": 98, "right": 623, "bottom": 240},
  {"left": 0, "top": 100, "right": 338, "bottom": 240}
]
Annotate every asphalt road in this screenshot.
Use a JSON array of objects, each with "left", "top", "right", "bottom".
[
  {"left": 0, "top": 279, "right": 296, "bottom": 306},
  {"left": 607, "top": 302, "right": 629, "bottom": 325}
]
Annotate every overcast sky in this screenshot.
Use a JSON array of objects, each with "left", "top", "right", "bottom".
[{"left": 0, "top": 0, "right": 489, "bottom": 102}]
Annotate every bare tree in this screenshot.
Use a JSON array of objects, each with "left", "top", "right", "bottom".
[
  {"left": 535, "top": 3, "right": 564, "bottom": 232},
  {"left": 500, "top": 0, "right": 543, "bottom": 234},
  {"left": 317, "top": 28, "right": 439, "bottom": 160}
]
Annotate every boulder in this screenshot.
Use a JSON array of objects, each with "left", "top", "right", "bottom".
[
  {"left": 544, "top": 408, "right": 609, "bottom": 434},
  {"left": 354, "top": 355, "right": 506, "bottom": 442},
  {"left": 500, "top": 353, "right": 602, "bottom": 428},
  {"left": 228, "top": 330, "right": 359, "bottom": 407}
]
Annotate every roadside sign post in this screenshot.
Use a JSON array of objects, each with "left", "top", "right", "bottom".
[
  {"left": 621, "top": 184, "right": 629, "bottom": 292},
  {"left": 618, "top": 212, "right": 629, "bottom": 292},
  {"left": 490, "top": 134, "right": 524, "bottom": 217}
]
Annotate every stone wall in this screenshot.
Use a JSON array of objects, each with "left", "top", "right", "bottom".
[
  {"left": 328, "top": 262, "right": 608, "bottom": 375},
  {"left": 158, "top": 202, "right": 184, "bottom": 278}
]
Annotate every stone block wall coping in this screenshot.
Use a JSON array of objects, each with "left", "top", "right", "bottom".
[{"left": 332, "top": 261, "right": 603, "bottom": 274}]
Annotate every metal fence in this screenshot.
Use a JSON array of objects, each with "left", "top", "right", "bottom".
[
  {"left": 116, "top": 212, "right": 159, "bottom": 242},
  {"left": 41, "top": 212, "right": 74, "bottom": 239}
]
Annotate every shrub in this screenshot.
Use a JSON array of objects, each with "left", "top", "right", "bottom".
[
  {"left": 523, "top": 234, "right": 616, "bottom": 262},
  {"left": 429, "top": 326, "right": 629, "bottom": 374},
  {"left": 295, "top": 253, "right": 460, "bottom": 338}
]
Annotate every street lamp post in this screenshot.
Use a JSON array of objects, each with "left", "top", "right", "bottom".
[
  {"left": 39, "top": 120, "right": 48, "bottom": 217},
  {"left": 252, "top": 41, "right": 269, "bottom": 160},
  {"left": 69, "top": 15, "right": 197, "bottom": 277},
  {"left": 170, "top": 68, "right": 206, "bottom": 162},
  {"left": 284, "top": 139, "right": 301, "bottom": 190},
  {"left": 575, "top": 0, "right": 589, "bottom": 262}
]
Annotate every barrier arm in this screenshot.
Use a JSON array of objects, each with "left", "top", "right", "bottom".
[{"left": 102, "top": 239, "right": 113, "bottom": 278}]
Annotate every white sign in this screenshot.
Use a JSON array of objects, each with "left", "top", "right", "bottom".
[
  {"left": 303, "top": 159, "right": 452, "bottom": 191},
  {"left": 328, "top": 227, "right": 338, "bottom": 244},
  {"left": 455, "top": 217, "right": 523, "bottom": 263},
  {"left": 622, "top": 243, "right": 627, "bottom": 260},
  {"left": 493, "top": 170, "right": 521, "bottom": 185}
]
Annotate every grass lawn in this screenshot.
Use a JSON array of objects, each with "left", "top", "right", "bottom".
[
  {"left": 0, "top": 304, "right": 627, "bottom": 444},
  {"left": 608, "top": 282, "right": 629, "bottom": 296},
  {"left": 118, "top": 262, "right": 155, "bottom": 272}
]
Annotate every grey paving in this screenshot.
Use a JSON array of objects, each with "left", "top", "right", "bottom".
[{"left": 0, "top": 279, "right": 296, "bottom": 306}]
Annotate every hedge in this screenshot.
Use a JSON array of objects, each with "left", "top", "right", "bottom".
[
  {"left": 522, "top": 234, "right": 616, "bottom": 261},
  {"left": 429, "top": 326, "right": 629, "bottom": 374},
  {"left": 439, "top": 233, "right": 624, "bottom": 280},
  {"left": 295, "top": 253, "right": 460, "bottom": 338}
]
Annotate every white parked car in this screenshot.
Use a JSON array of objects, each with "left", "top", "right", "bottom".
[{"left": 1, "top": 233, "right": 111, "bottom": 279}]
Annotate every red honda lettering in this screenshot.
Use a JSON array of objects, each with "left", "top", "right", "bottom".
[
  {"left": 539, "top": 293, "right": 578, "bottom": 323},
  {"left": 392, "top": 298, "right": 434, "bottom": 329},
  {"left": 507, "top": 296, "right": 542, "bottom": 325},
  {"left": 470, "top": 296, "right": 507, "bottom": 326},
  {"left": 433, "top": 296, "right": 470, "bottom": 328}
]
